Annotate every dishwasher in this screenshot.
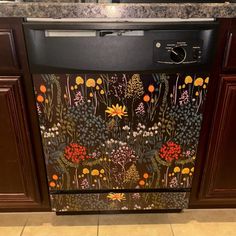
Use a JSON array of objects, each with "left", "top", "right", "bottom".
[{"left": 24, "top": 20, "right": 217, "bottom": 213}]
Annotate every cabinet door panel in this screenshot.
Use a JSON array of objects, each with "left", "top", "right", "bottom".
[
  {"left": 0, "top": 30, "right": 19, "bottom": 72},
  {"left": 192, "top": 75, "right": 236, "bottom": 207},
  {"left": 0, "top": 76, "right": 42, "bottom": 209}
]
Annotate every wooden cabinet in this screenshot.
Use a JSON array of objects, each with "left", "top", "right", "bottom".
[
  {"left": 190, "top": 19, "right": 236, "bottom": 208},
  {"left": 0, "top": 18, "right": 50, "bottom": 211}
]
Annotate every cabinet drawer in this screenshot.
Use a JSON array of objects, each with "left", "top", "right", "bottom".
[
  {"left": 0, "top": 29, "right": 19, "bottom": 72},
  {"left": 223, "top": 21, "right": 236, "bottom": 70}
]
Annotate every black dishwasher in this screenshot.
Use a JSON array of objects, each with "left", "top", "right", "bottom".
[{"left": 24, "top": 21, "right": 217, "bottom": 213}]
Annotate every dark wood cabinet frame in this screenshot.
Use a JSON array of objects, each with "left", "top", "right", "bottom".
[
  {"left": 190, "top": 19, "right": 236, "bottom": 208},
  {"left": 0, "top": 18, "right": 50, "bottom": 211}
]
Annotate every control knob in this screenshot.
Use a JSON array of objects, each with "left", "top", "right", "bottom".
[{"left": 170, "top": 47, "right": 186, "bottom": 64}]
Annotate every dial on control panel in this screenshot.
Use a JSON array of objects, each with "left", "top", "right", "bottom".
[{"left": 170, "top": 47, "right": 186, "bottom": 63}]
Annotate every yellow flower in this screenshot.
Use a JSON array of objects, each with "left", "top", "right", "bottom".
[
  {"left": 182, "top": 84, "right": 186, "bottom": 88},
  {"left": 191, "top": 167, "right": 194, "bottom": 172},
  {"left": 91, "top": 169, "right": 99, "bottom": 176},
  {"left": 182, "top": 168, "right": 190, "bottom": 174},
  {"left": 96, "top": 85, "right": 100, "bottom": 90},
  {"left": 203, "top": 84, "right": 207, "bottom": 89},
  {"left": 195, "top": 91, "right": 199, "bottom": 96},
  {"left": 86, "top": 78, "right": 96, "bottom": 87},
  {"left": 96, "top": 78, "right": 102, "bottom": 85},
  {"left": 194, "top": 77, "right": 204, "bottom": 86},
  {"left": 76, "top": 76, "right": 84, "bottom": 85},
  {"left": 82, "top": 168, "right": 89, "bottom": 174},
  {"left": 205, "top": 77, "right": 209, "bottom": 84},
  {"left": 71, "top": 86, "right": 74, "bottom": 90},
  {"left": 103, "top": 177, "right": 107, "bottom": 181},
  {"left": 89, "top": 92, "right": 93, "bottom": 97},
  {"left": 174, "top": 166, "right": 180, "bottom": 173},
  {"left": 105, "top": 104, "right": 128, "bottom": 119},
  {"left": 178, "top": 85, "right": 182, "bottom": 89},
  {"left": 185, "top": 76, "right": 193, "bottom": 84},
  {"left": 107, "top": 193, "right": 126, "bottom": 202},
  {"left": 100, "top": 90, "right": 105, "bottom": 95},
  {"left": 100, "top": 169, "right": 105, "bottom": 174}
]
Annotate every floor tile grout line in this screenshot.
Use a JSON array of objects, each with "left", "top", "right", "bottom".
[
  {"left": 20, "top": 217, "right": 29, "bottom": 236},
  {"left": 97, "top": 215, "right": 100, "bottom": 236},
  {"left": 170, "top": 223, "right": 175, "bottom": 236}
]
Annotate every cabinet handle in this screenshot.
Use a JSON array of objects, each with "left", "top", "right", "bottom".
[{"left": 223, "top": 32, "right": 233, "bottom": 68}]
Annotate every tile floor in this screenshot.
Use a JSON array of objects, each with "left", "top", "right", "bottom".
[{"left": 0, "top": 209, "right": 235, "bottom": 236}]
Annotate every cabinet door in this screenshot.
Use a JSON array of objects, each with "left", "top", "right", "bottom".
[
  {"left": 0, "top": 76, "right": 44, "bottom": 210},
  {"left": 191, "top": 75, "right": 236, "bottom": 207}
]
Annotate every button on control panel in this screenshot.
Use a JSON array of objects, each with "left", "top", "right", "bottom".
[{"left": 154, "top": 40, "right": 203, "bottom": 65}]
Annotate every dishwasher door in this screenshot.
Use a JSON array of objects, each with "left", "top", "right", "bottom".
[{"left": 25, "top": 22, "right": 217, "bottom": 212}]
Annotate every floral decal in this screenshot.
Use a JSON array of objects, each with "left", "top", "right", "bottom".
[
  {"left": 159, "top": 141, "right": 181, "bottom": 162},
  {"left": 64, "top": 143, "right": 92, "bottom": 164},
  {"left": 34, "top": 73, "right": 208, "bottom": 211},
  {"left": 105, "top": 104, "right": 128, "bottom": 118}
]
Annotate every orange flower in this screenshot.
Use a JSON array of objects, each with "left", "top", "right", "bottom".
[
  {"left": 52, "top": 174, "right": 58, "bottom": 180},
  {"left": 49, "top": 181, "right": 56, "bottom": 187},
  {"left": 143, "top": 173, "right": 149, "bottom": 179},
  {"left": 37, "top": 95, "right": 44, "bottom": 103},
  {"left": 40, "top": 85, "right": 46, "bottom": 93},
  {"left": 148, "top": 85, "right": 155, "bottom": 93},
  {"left": 143, "top": 95, "right": 150, "bottom": 102},
  {"left": 139, "top": 180, "right": 145, "bottom": 186}
]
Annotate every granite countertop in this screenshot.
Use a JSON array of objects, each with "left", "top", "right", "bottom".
[{"left": 0, "top": 1, "right": 236, "bottom": 18}]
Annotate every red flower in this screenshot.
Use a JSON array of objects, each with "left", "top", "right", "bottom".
[
  {"left": 64, "top": 143, "right": 93, "bottom": 164},
  {"left": 159, "top": 141, "right": 181, "bottom": 162}
]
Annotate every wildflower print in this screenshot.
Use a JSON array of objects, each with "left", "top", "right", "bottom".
[
  {"left": 76, "top": 76, "right": 84, "bottom": 85},
  {"left": 37, "top": 95, "right": 44, "bottom": 103},
  {"left": 184, "top": 76, "right": 193, "bottom": 84},
  {"left": 40, "top": 85, "right": 47, "bottom": 93},
  {"left": 81, "top": 178, "right": 89, "bottom": 189},
  {"left": 143, "top": 94, "right": 150, "bottom": 102},
  {"left": 64, "top": 143, "right": 92, "bottom": 164},
  {"left": 33, "top": 72, "right": 209, "bottom": 210},
  {"left": 179, "top": 90, "right": 189, "bottom": 105},
  {"left": 194, "top": 77, "right": 204, "bottom": 86},
  {"left": 82, "top": 168, "right": 90, "bottom": 174},
  {"left": 74, "top": 91, "right": 84, "bottom": 105},
  {"left": 143, "top": 173, "right": 149, "bottom": 179},
  {"left": 125, "top": 74, "right": 144, "bottom": 99},
  {"left": 148, "top": 85, "right": 155, "bottom": 93},
  {"left": 205, "top": 77, "right": 209, "bottom": 83},
  {"left": 86, "top": 78, "right": 96, "bottom": 87},
  {"left": 173, "top": 167, "right": 180, "bottom": 173},
  {"left": 49, "top": 181, "right": 56, "bottom": 187},
  {"left": 96, "top": 78, "right": 102, "bottom": 84},
  {"left": 139, "top": 180, "right": 145, "bottom": 186},
  {"left": 135, "top": 102, "right": 145, "bottom": 116},
  {"left": 52, "top": 174, "right": 58, "bottom": 180},
  {"left": 181, "top": 168, "right": 190, "bottom": 174},
  {"left": 159, "top": 141, "right": 181, "bottom": 162},
  {"left": 91, "top": 169, "right": 100, "bottom": 176},
  {"left": 107, "top": 193, "right": 126, "bottom": 202},
  {"left": 105, "top": 104, "right": 128, "bottom": 118}
]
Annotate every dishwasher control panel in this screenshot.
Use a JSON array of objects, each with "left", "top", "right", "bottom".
[{"left": 154, "top": 40, "right": 203, "bottom": 65}]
